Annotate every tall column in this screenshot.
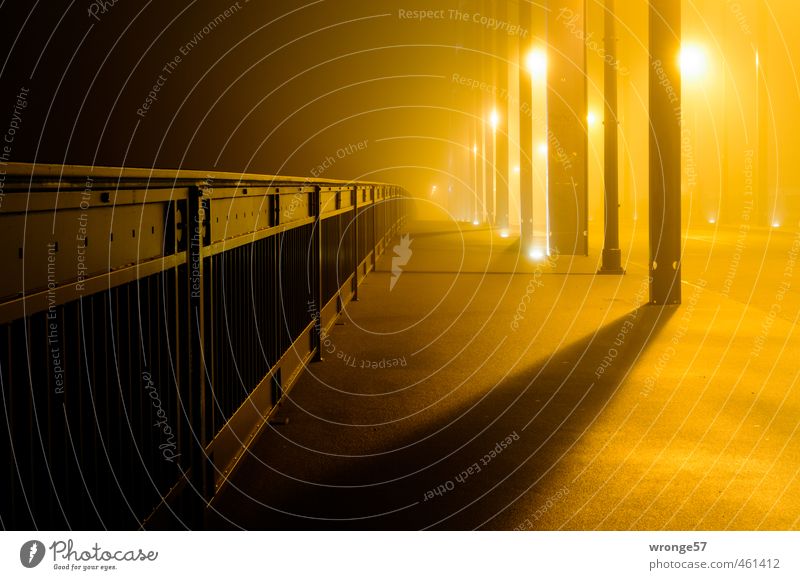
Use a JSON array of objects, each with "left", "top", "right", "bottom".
[
  {"left": 598, "top": 0, "right": 624, "bottom": 274},
  {"left": 648, "top": 0, "right": 682, "bottom": 304},
  {"left": 518, "top": 0, "right": 534, "bottom": 250},
  {"left": 483, "top": 110, "right": 491, "bottom": 223},
  {"left": 473, "top": 118, "right": 479, "bottom": 223},
  {"left": 481, "top": 13, "right": 491, "bottom": 225},
  {"left": 495, "top": 1, "right": 509, "bottom": 232},
  {"left": 756, "top": 2, "right": 769, "bottom": 226},
  {"left": 547, "top": 0, "right": 588, "bottom": 256},
  {"left": 507, "top": 28, "right": 521, "bottom": 232}
]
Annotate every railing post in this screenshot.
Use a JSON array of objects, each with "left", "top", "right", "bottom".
[
  {"left": 312, "top": 185, "right": 323, "bottom": 362},
  {"left": 185, "top": 184, "right": 211, "bottom": 527},
  {"left": 372, "top": 186, "right": 378, "bottom": 264},
  {"left": 352, "top": 185, "right": 359, "bottom": 301}
]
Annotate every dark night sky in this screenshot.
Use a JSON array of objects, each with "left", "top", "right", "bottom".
[{"left": 0, "top": 0, "right": 526, "bottom": 196}]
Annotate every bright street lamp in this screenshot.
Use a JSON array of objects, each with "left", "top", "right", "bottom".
[
  {"left": 528, "top": 247, "right": 545, "bottom": 261},
  {"left": 526, "top": 49, "right": 547, "bottom": 79},
  {"left": 679, "top": 43, "right": 708, "bottom": 81}
]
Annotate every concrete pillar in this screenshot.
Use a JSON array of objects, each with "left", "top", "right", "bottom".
[
  {"left": 547, "top": 0, "right": 588, "bottom": 256},
  {"left": 494, "top": 1, "right": 509, "bottom": 231},
  {"left": 518, "top": 1, "right": 534, "bottom": 249},
  {"left": 598, "top": 0, "right": 624, "bottom": 274},
  {"left": 756, "top": 2, "right": 770, "bottom": 226},
  {"left": 648, "top": 0, "right": 682, "bottom": 304}
]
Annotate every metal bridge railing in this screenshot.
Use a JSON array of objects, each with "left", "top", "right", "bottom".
[{"left": 0, "top": 163, "right": 408, "bottom": 529}]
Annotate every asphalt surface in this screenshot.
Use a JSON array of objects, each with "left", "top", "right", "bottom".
[{"left": 209, "top": 220, "right": 800, "bottom": 530}]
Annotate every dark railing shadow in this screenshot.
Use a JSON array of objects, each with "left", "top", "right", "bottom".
[{"left": 208, "top": 304, "right": 678, "bottom": 530}]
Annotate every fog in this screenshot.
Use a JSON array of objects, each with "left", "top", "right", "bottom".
[{"left": 3, "top": 1, "right": 798, "bottom": 242}]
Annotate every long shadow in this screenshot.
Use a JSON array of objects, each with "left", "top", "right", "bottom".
[{"left": 208, "top": 304, "right": 677, "bottom": 530}]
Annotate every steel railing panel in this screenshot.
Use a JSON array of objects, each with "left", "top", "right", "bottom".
[{"left": 0, "top": 163, "right": 407, "bottom": 529}]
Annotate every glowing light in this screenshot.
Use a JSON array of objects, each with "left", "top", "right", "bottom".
[
  {"left": 473, "top": 144, "right": 478, "bottom": 155},
  {"left": 772, "top": 221, "right": 781, "bottom": 228},
  {"left": 431, "top": 185, "right": 437, "bottom": 194},
  {"left": 500, "top": 230, "right": 509, "bottom": 238},
  {"left": 587, "top": 111, "right": 597, "bottom": 126},
  {"left": 513, "top": 165, "right": 520, "bottom": 173},
  {"left": 708, "top": 218, "right": 716, "bottom": 224},
  {"left": 528, "top": 247, "right": 545, "bottom": 260},
  {"left": 473, "top": 220, "right": 480, "bottom": 226},
  {"left": 526, "top": 49, "right": 547, "bottom": 78},
  {"left": 679, "top": 44, "right": 708, "bottom": 81},
  {"left": 537, "top": 143, "right": 548, "bottom": 156},
  {"left": 489, "top": 109, "right": 499, "bottom": 129}
]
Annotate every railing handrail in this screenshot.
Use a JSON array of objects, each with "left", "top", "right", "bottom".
[{"left": 0, "top": 162, "right": 395, "bottom": 192}]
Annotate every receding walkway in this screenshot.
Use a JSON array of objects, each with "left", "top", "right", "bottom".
[{"left": 209, "top": 221, "right": 800, "bottom": 530}]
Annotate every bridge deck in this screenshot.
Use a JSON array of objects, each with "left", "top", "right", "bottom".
[{"left": 209, "top": 221, "right": 800, "bottom": 530}]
